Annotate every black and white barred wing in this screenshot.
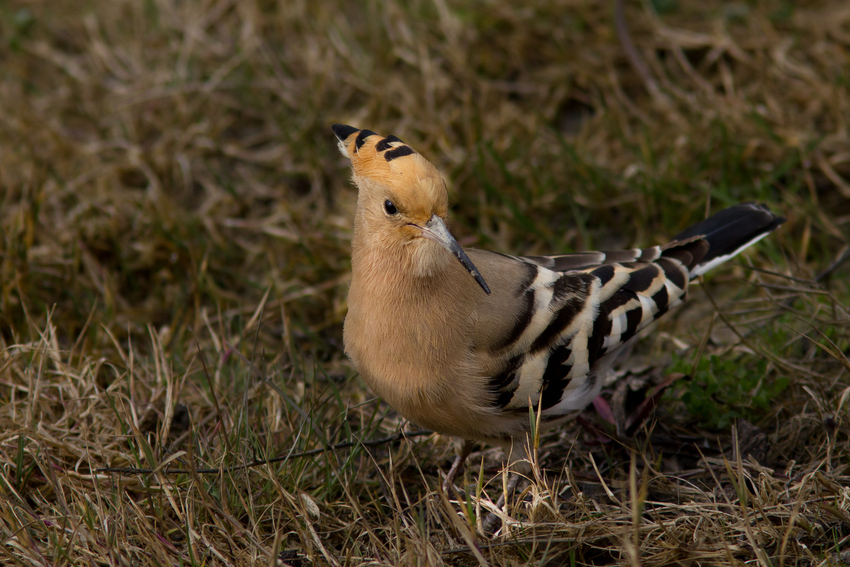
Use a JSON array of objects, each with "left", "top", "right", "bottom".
[{"left": 484, "top": 203, "right": 784, "bottom": 416}]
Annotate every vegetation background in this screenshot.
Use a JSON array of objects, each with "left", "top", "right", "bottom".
[{"left": 1, "top": 0, "right": 849, "bottom": 565}]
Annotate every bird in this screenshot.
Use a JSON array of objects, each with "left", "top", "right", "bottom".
[{"left": 331, "top": 123, "right": 785, "bottom": 487}]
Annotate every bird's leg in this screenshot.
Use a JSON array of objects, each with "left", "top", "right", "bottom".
[
  {"left": 442, "top": 439, "right": 475, "bottom": 492},
  {"left": 480, "top": 438, "right": 532, "bottom": 534},
  {"left": 482, "top": 472, "right": 523, "bottom": 535}
]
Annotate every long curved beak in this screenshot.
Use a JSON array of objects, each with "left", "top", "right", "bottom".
[{"left": 418, "top": 215, "right": 491, "bottom": 295}]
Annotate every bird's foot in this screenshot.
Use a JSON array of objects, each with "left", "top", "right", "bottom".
[{"left": 482, "top": 472, "right": 523, "bottom": 535}]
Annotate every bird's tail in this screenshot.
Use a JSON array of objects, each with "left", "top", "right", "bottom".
[{"left": 663, "top": 202, "right": 786, "bottom": 279}]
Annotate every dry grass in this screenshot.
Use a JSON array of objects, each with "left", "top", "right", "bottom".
[{"left": 2, "top": 0, "right": 849, "bottom": 565}]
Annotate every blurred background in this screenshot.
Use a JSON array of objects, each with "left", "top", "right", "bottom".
[{"left": 3, "top": 0, "right": 847, "bottom": 354}]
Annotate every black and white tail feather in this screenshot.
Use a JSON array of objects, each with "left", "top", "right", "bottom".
[
  {"left": 673, "top": 203, "right": 786, "bottom": 277},
  {"left": 485, "top": 202, "right": 785, "bottom": 420}
]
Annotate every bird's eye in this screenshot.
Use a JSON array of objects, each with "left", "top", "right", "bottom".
[{"left": 384, "top": 200, "right": 398, "bottom": 215}]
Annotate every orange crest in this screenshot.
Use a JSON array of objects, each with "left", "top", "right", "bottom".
[{"left": 331, "top": 124, "right": 448, "bottom": 220}]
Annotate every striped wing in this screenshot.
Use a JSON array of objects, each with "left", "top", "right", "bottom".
[{"left": 486, "top": 240, "right": 708, "bottom": 415}]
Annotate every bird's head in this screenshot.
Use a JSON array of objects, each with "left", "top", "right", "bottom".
[{"left": 332, "top": 124, "right": 490, "bottom": 294}]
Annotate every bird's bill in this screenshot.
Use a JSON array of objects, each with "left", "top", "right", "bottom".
[{"left": 418, "top": 215, "right": 491, "bottom": 295}]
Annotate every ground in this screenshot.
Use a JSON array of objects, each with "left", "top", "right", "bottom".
[{"left": 1, "top": 0, "right": 849, "bottom": 565}]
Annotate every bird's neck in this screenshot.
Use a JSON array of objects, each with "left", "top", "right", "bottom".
[
  {"left": 345, "top": 224, "right": 481, "bottom": 423},
  {"left": 350, "top": 219, "right": 459, "bottom": 298}
]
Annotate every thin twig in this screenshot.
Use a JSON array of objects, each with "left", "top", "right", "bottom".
[
  {"left": 614, "top": 0, "right": 668, "bottom": 104},
  {"left": 815, "top": 246, "right": 850, "bottom": 283},
  {"left": 96, "top": 429, "right": 434, "bottom": 476}
]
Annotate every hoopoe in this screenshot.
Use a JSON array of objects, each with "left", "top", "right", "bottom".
[{"left": 332, "top": 123, "right": 785, "bottom": 482}]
